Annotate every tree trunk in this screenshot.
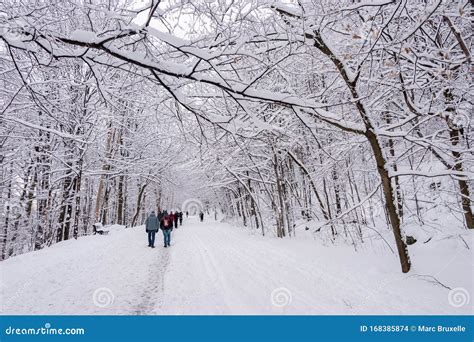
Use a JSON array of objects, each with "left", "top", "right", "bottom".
[
  {"left": 72, "top": 163, "right": 83, "bottom": 240},
  {"left": 332, "top": 168, "right": 342, "bottom": 215},
  {"left": 1, "top": 163, "right": 14, "bottom": 260},
  {"left": 288, "top": 151, "right": 330, "bottom": 221},
  {"left": 366, "top": 130, "right": 411, "bottom": 273},
  {"left": 117, "top": 174, "right": 125, "bottom": 225},
  {"left": 131, "top": 182, "right": 147, "bottom": 227},
  {"left": 445, "top": 90, "right": 473, "bottom": 229},
  {"left": 385, "top": 112, "right": 403, "bottom": 218},
  {"left": 273, "top": 150, "right": 286, "bottom": 238},
  {"left": 94, "top": 122, "right": 114, "bottom": 222},
  {"left": 246, "top": 171, "right": 259, "bottom": 230}
]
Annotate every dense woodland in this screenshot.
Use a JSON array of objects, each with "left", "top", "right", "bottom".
[{"left": 0, "top": 0, "right": 472, "bottom": 273}]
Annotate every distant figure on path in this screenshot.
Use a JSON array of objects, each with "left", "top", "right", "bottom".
[
  {"left": 172, "top": 211, "right": 179, "bottom": 229},
  {"left": 169, "top": 211, "right": 176, "bottom": 229},
  {"left": 186, "top": 211, "right": 188, "bottom": 217},
  {"left": 160, "top": 211, "right": 173, "bottom": 248},
  {"left": 145, "top": 211, "right": 159, "bottom": 248},
  {"left": 178, "top": 211, "right": 183, "bottom": 226},
  {"left": 199, "top": 211, "right": 204, "bottom": 222}
]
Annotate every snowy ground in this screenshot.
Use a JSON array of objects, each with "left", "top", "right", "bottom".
[{"left": 0, "top": 216, "right": 472, "bottom": 315}]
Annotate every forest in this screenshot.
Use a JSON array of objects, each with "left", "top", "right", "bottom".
[{"left": 0, "top": 0, "right": 472, "bottom": 276}]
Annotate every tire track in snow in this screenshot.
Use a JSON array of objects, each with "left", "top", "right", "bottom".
[
  {"left": 192, "top": 222, "right": 395, "bottom": 313},
  {"left": 190, "top": 228, "right": 235, "bottom": 311},
  {"left": 186, "top": 221, "right": 320, "bottom": 312},
  {"left": 199, "top": 224, "right": 324, "bottom": 312}
]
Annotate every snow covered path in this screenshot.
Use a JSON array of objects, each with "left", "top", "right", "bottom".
[{"left": 0, "top": 217, "right": 471, "bottom": 315}]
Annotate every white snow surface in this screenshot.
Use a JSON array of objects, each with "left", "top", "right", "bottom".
[{"left": 0, "top": 217, "right": 472, "bottom": 315}]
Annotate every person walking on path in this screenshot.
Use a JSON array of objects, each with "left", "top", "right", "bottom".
[
  {"left": 169, "top": 211, "right": 176, "bottom": 229},
  {"left": 160, "top": 211, "right": 173, "bottom": 248},
  {"left": 172, "top": 211, "right": 179, "bottom": 229},
  {"left": 158, "top": 210, "right": 164, "bottom": 222},
  {"left": 178, "top": 211, "right": 183, "bottom": 226},
  {"left": 199, "top": 211, "right": 204, "bottom": 222},
  {"left": 145, "top": 211, "right": 159, "bottom": 248}
]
